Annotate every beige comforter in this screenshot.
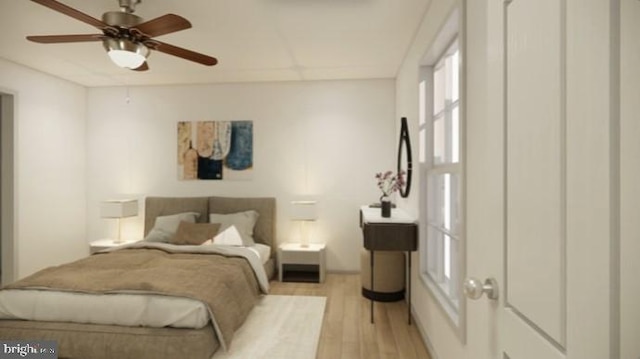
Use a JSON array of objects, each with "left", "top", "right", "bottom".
[{"left": 3, "top": 242, "right": 269, "bottom": 350}]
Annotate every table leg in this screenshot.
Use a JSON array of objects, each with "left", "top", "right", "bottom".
[
  {"left": 370, "top": 249, "right": 374, "bottom": 324},
  {"left": 408, "top": 251, "right": 412, "bottom": 325}
]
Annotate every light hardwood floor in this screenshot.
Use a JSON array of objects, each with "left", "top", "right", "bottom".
[{"left": 269, "top": 273, "right": 431, "bottom": 359}]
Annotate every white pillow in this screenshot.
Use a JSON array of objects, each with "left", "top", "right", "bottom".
[
  {"left": 213, "top": 225, "right": 244, "bottom": 246},
  {"left": 144, "top": 212, "right": 200, "bottom": 243},
  {"left": 209, "top": 210, "right": 259, "bottom": 246}
]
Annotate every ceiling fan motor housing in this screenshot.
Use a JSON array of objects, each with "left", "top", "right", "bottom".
[{"left": 102, "top": 11, "right": 143, "bottom": 28}]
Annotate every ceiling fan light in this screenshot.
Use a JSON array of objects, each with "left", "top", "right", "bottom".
[
  {"left": 108, "top": 50, "right": 146, "bottom": 69},
  {"left": 103, "top": 38, "right": 149, "bottom": 69}
]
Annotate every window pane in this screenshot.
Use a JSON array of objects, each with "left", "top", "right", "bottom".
[
  {"left": 433, "top": 115, "right": 445, "bottom": 164},
  {"left": 449, "top": 237, "right": 459, "bottom": 302},
  {"left": 444, "top": 234, "right": 451, "bottom": 279},
  {"left": 427, "top": 174, "right": 444, "bottom": 226},
  {"left": 419, "top": 128, "right": 427, "bottom": 163},
  {"left": 451, "top": 50, "right": 459, "bottom": 102},
  {"left": 444, "top": 174, "right": 451, "bottom": 230},
  {"left": 427, "top": 174, "right": 438, "bottom": 223},
  {"left": 419, "top": 80, "right": 427, "bottom": 126},
  {"left": 445, "top": 55, "right": 453, "bottom": 102},
  {"left": 427, "top": 226, "right": 441, "bottom": 276},
  {"left": 433, "top": 107, "right": 460, "bottom": 165},
  {"left": 429, "top": 173, "right": 460, "bottom": 234},
  {"left": 452, "top": 106, "right": 459, "bottom": 163},
  {"left": 447, "top": 173, "right": 460, "bottom": 235},
  {"left": 433, "top": 66, "right": 445, "bottom": 116}
]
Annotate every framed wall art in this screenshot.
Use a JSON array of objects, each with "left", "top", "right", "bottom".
[{"left": 177, "top": 120, "right": 253, "bottom": 180}]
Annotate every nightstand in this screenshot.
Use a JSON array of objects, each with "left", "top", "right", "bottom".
[
  {"left": 278, "top": 243, "right": 326, "bottom": 283},
  {"left": 90, "top": 239, "right": 138, "bottom": 254}
]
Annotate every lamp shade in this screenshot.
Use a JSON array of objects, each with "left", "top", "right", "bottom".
[
  {"left": 100, "top": 199, "right": 138, "bottom": 219},
  {"left": 103, "top": 38, "right": 149, "bottom": 69},
  {"left": 291, "top": 200, "right": 318, "bottom": 221}
]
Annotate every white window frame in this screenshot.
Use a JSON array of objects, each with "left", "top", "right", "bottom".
[{"left": 418, "top": 7, "right": 466, "bottom": 334}]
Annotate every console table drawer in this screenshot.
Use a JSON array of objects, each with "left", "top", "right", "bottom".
[{"left": 362, "top": 224, "right": 418, "bottom": 251}]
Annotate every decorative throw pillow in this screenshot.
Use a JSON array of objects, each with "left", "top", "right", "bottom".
[
  {"left": 171, "top": 221, "right": 221, "bottom": 245},
  {"left": 144, "top": 212, "right": 200, "bottom": 243},
  {"left": 213, "top": 225, "right": 244, "bottom": 246},
  {"left": 209, "top": 210, "right": 259, "bottom": 246}
]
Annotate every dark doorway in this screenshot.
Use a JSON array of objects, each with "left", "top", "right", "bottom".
[{"left": 0, "top": 92, "right": 15, "bottom": 284}]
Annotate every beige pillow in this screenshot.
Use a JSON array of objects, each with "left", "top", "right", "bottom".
[
  {"left": 171, "top": 221, "right": 221, "bottom": 245},
  {"left": 144, "top": 212, "right": 201, "bottom": 243}
]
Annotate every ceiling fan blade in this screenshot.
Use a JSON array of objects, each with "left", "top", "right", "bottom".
[
  {"left": 31, "top": 0, "right": 107, "bottom": 29},
  {"left": 27, "top": 34, "right": 104, "bottom": 43},
  {"left": 132, "top": 62, "right": 149, "bottom": 71},
  {"left": 133, "top": 14, "right": 192, "bottom": 38},
  {"left": 153, "top": 41, "right": 218, "bottom": 66}
]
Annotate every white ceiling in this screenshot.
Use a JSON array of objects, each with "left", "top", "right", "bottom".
[{"left": 0, "top": 0, "right": 430, "bottom": 87}]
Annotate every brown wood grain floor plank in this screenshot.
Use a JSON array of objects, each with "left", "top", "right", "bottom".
[{"left": 269, "top": 273, "right": 430, "bottom": 359}]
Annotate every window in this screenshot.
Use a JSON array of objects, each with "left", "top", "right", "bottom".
[{"left": 419, "top": 38, "right": 463, "bottom": 320}]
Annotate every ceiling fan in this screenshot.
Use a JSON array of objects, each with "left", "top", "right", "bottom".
[{"left": 26, "top": 0, "right": 218, "bottom": 71}]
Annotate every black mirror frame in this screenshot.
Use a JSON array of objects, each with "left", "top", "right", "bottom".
[{"left": 397, "top": 117, "right": 413, "bottom": 198}]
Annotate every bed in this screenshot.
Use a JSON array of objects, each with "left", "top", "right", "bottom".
[{"left": 0, "top": 196, "right": 277, "bottom": 359}]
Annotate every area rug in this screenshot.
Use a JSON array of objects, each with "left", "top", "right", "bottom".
[{"left": 213, "top": 295, "right": 326, "bottom": 359}]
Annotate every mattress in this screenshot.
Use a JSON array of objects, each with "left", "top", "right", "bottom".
[
  {"left": 0, "top": 320, "right": 218, "bottom": 359},
  {"left": 0, "top": 243, "right": 273, "bottom": 329},
  {"left": 0, "top": 243, "right": 269, "bottom": 335}
]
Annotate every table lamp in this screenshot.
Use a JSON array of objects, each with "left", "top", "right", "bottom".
[
  {"left": 291, "top": 200, "right": 318, "bottom": 248},
  {"left": 100, "top": 199, "right": 138, "bottom": 244}
]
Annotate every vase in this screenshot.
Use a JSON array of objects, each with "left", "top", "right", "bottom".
[{"left": 380, "top": 196, "right": 391, "bottom": 218}]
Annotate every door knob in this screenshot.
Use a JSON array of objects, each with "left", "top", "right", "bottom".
[{"left": 463, "top": 277, "right": 499, "bottom": 300}]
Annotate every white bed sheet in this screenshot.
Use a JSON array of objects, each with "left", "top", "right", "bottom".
[
  {"left": 0, "top": 243, "right": 271, "bottom": 329},
  {"left": 0, "top": 289, "right": 210, "bottom": 328},
  {"left": 247, "top": 243, "right": 271, "bottom": 264}
]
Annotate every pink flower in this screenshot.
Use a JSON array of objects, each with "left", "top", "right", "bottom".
[{"left": 375, "top": 170, "right": 406, "bottom": 197}]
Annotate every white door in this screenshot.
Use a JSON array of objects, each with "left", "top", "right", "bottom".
[{"left": 465, "top": 1, "right": 618, "bottom": 359}]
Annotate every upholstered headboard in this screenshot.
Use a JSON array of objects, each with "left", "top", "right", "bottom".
[{"left": 144, "top": 196, "right": 277, "bottom": 254}]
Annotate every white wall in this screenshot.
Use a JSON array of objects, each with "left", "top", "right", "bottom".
[
  {"left": 0, "top": 58, "right": 87, "bottom": 280},
  {"left": 86, "top": 79, "right": 396, "bottom": 272}
]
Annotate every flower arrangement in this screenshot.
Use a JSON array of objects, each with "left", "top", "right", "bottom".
[{"left": 375, "top": 170, "right": 406, "bottom": 199}]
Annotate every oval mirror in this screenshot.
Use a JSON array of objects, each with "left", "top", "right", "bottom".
[{"left": 397, "top": 117, "right": 412, "bottom": 198}]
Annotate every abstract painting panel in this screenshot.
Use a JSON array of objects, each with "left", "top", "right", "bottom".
[{"left": 178, "top": 121, "right": 253, "bottom": 180}]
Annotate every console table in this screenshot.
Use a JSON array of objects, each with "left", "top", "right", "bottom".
[{"left": 360, "top": 206, "right": 418, "bottom": 324}]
